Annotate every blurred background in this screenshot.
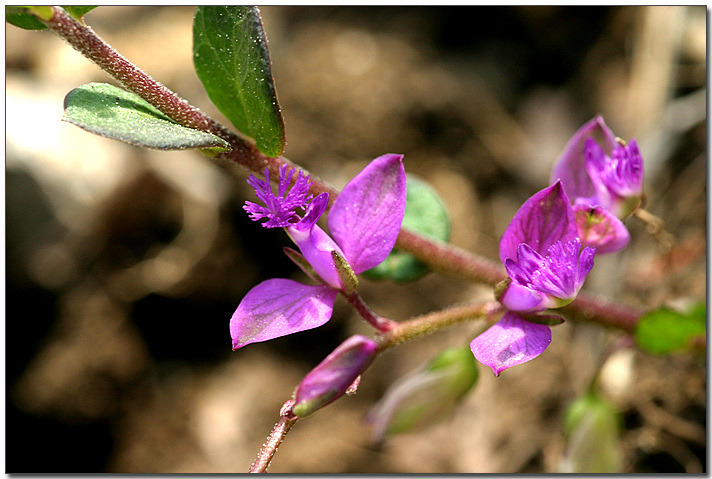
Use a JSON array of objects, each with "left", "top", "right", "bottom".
[{"left": 5, "top": 6, "right": 706, "bottom": 473}]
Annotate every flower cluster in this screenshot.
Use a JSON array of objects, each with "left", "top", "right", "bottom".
[
  {"left": 231, "top": 116, "right": 643, "bottom": 387},
  {"left": 230, "top": 154, "right": 406, "bottom": 349},
  {"left": 551, "top": 115, "right": 644, "bottom": 253},
  {"left": 471, "top": 116, "right": 644, "bottom": 376}
]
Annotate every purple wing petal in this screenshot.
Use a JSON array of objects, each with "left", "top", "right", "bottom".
[
  {"left": 230, "top": 279, "right": 337, "bottom": 348},
  {"left": 499, "top": 181, "right": 577, "bottom": 263},
  {"left": 573, "top": 204, "right": 630, "bottom": 254},
  {"left": 550, "top": 116, "right": 617, "bottom": 201},
  {"left": 328, "top": 154, "right": 406, "bottom": 274},
  {"left": 470, "top": 312, "right": 552, "bottom": 376}
]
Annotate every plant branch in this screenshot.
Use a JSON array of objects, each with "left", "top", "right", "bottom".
[
  {"left": 249, "top": 401, "right": 298, "bottom": 473},
  {"left": 561, "top": 292, "right": 643, "bottom": 333},
  {"left": 377, "top": 300, "right": 504, "bottom": 351},
  {"left": 37, "top": 6, "right": 646, "bottom": 334}
]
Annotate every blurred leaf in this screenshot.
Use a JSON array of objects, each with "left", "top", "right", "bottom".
[
  {"left": 635, "top": 303, "right": 706, "bottom": 355},
  {"left": 426, "top": 346, "right": 479, "bottom": 397},
  {"left": 561, "top": 391, "right": 622, "bottom": 473},
  {"left": 367, "top": 346, "right": 478, "bottom": 444},
  {"left": 6, "top": 6, "right": 49, "bottom": 30},
  {"left": 63, "top": 82, "right": 230, "bottom": 150},
  {"left": 193, "top": 6, "right": 285, "bottom": 157},
  {"left": 363, "top": 175, "right": 451, "bottom": 282},
  {"left": 64, "top": 6, "right": 97, "bottom": 20}
]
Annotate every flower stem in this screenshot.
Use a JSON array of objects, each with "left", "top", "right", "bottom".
[
  {"left": 343, "top": 291, "right": 397, "bottom": 332},
  {"left": 37, "top": 7, "right": 646, "bottom": 334},
  {"left": 39, "top": 6, "right": 274, "bottom": 174},
  {"left": 377, "top": 300, "right": 503, "bottom": 351},
  {"left": 561, "top": 292, "right": 642, "bottom": 333},
  {"left": 249, "top": 402, "right": 298, "bottom": 473}
]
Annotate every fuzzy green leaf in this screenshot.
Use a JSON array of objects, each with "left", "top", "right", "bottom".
[
  {"left": 635, "top": 303, "right": 706, "bottom": 355},
  {"left": 6, "top": 6, "right": 48, "bottom": 30},
  {"left": 62, "top": 82, "right": 230, "bottom": 151},
  {"left": 193, "top": 6, "right": 285, "bottom": 157},
  {"left": 6, "top": 6, "right": 97, "bottom": 30},
  {"left": 363, "top": 175, "right": 451, "bottom": 282}
]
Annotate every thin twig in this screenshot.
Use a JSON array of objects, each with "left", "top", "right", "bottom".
[
  {"left": 249, "top": 403, "right": 298, "bottom": 473},
  {"left": 377, "top": 300, "right": 503, "bottom": 351}
]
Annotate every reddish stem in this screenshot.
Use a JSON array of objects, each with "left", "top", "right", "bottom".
[
  {"left": 561, "top": 292, "right": 643, "bottom": 333},
  {"left": 249, "top": 401, "right": 298, "bottom": 473},
  {"left": 377, "top": 300, "right": 504, "bottom": 351},
  {"left": 343, "top": 291, "right": 397, "bottom": 332}
]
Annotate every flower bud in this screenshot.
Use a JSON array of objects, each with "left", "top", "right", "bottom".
[
  {"left": 366, "top": 346, "right": 479, "bottom": 444},
  {"left": 292, "top": 335, "right": 378, "bottom": 417}
]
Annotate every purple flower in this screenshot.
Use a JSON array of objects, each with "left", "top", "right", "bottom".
[
  {"left": 471, "top": 182, "right": 595, "bottom": 375},
  {"left": 502, "top": 237, "right": 595, "bottom": 312},
  {"left": 550, "top": 116, "right": 617, "bottom": 204},
  {"left": 550, "top": 116, "right": 643, "bottom": 253},
  {"left": 498, "top": 182, "right": 595, "bottom": 313},
  {"left": 244, "top": 165, "right": 314, "bottom": 228},
  {"left": 292, "top": 335, "right": 378, "bottom": 417},
  {"left": 231, "top": 154, "right": 406, "bottom": 348}
]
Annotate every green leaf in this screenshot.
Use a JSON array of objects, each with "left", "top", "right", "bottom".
[
  {"left": 193, "top": 6, "right": 285, "bottom": 157},
  {"left": 6, "top": 6, "right": 49, "bottom": 30},
  {"left": 363, "top": 175, "right": 451, "bottom": 282},
  {"left": 5, "top": 6, "right": 95, "bottom": 30},
  {"left": 562, "top": 391, "right": 622, "bottom": 473},
  {"left": 64, "top": 6, "right": 97, "bottom": 20},
  {"left": 426, "top": 346, "right": 479, "bottom": 398},
  {"left": 368, "top": 346, "right": 478, "bottom": 443},
  {"left": 635, "top": 303, "right": 706, "bottom": 355},
  {"left": 62, "top": 82, "right": 230, "bottom": 151}
]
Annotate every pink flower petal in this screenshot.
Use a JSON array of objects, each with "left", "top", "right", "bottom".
[
  {"left": 573, "top": 204, "right": 630, "bottom": 254},
  {"left": 328, "top": 154, "right": 406, "bottom": 274},
  {"left": 470, "top": 312, "right": 552, "bottom": 376},
  {"left": 499, "top": 181, "right": 577, "bottom": 264},
  {"left": 550, "top": 115, "right": 617, "bottom": 201},
  {"left": 230, "top": 279, "right": 337, "bottom": 348},
  {"left": 287, "top": 221, "right": 346, "bottom": 290},
  {"left": 497, "top": 277, "right": 544, "bottom": 312}
]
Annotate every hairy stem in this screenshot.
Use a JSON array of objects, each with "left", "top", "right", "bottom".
[
  {"left": 377, "top": 300, "right": 504, "bottom": 351},
  {"left": 343, "top": 291, "right": 398, "bottom": 332},
  {"left": 561, "top": 292, "right": 642, "bottom": 333},
  {"left": 249, "top": 403, "right": 298, "bottom": 473},
  {"left": 37, "top": 6, "right": 646, "bottom": 334}
]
